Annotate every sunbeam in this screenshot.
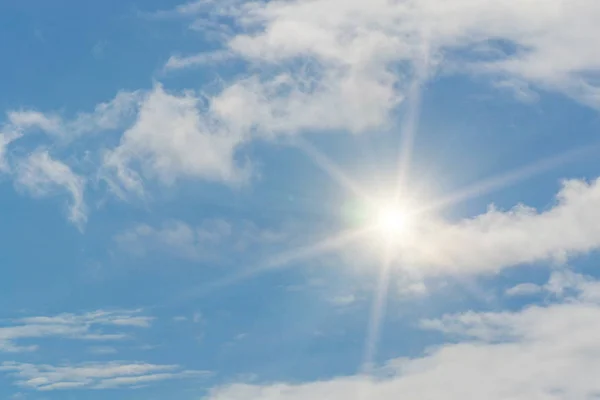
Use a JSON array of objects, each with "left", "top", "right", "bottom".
[
  {"left": 362, "top": 45, "right": 430, "bottom": 384},
  {"left": 394, "top": 41, "right": 430, "bottom": 202},
  {"left": 418, "top": 142, "right": 600, "bottom": 215},
  {"left": 178, "top": 227, "right": 374, "bottom": 301},
  {"left": 294, "top": 137, "right": 374, "bottom": 204}
]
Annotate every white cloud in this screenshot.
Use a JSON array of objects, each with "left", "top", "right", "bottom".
[
  {"left": 102, "top": 85, "right": 249, "bottom": 197},
  {"left": 0, "top": 310, "right": 152, "bottom": 353},
  {"left": 5, "top": 91, "right": 139, "bottom": 140},
  {"left": 505, "top": 283, "right": 542, "bottom": 297},
  {"left": 3, "top": 0, "right": 600, "bottom": 217},
  {"left": 15, "top": 151, "right": 87, "bottom": 226},
  {"left": 115, "top": 218, "right": 285, "bottom": 260},
  {"left": 329, "top": 294, "right": 356, "bottom": 307},
  {"left": 87, "top": 346, "right": 118, "bottom": 355},
  {"left": 7, "top": 111, "right": 62, "bottom": 135},
  {"left": 507, "top": 269, "right": 600, "bottom": 300},
  {"left": 235, "top": 0, "right": 600, "bottom": 106},
  {"left": 0, "top": 361, "right": 207, "bottom": 391},
  {"left": 363, "top": 178, "right": 600, "bottom": 276},
  {"left": 205, "top": 275, "right": 600, "bottom": 400},
  {"left": 493, "top": 79, "right": 540, "bottom": 104},
  {"left": 0, "top": 132, "right": 21, "bottom": 172},
  {"left": 165, "top": 50, "right": 233, "bottom": 70},
  {"left": 165, "top": 0, "right": 600, "bottom": 130},
  {"left": 115, "top": 219, "right": 232, "bottom": 260}
]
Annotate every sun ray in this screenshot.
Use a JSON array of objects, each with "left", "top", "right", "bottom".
[
  {"left": 362, "top": 252, "right": 394, "bottom": 374},
  {"left": 394, "top": 76, "right": 425, "bottom": 201},
  {"left": 178, "top": 227, "right": 374, "bottom": 301},
  {"left": 293, "top": 137, "right": 374, "bottom": 204},
  {"left": 418, "top": 142, "right": 600, "bottom": 215},
  {"left": 361, "top": 44, "right": 431, "bottom": 385},
  {"left": 394, "top": 43, "right": 430, "bottom": 202}
]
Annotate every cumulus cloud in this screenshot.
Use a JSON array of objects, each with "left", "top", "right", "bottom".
[
  {"left": 0, "top": 361, "right": 207, "bottom": 391},
  {"left": 3, "top": 0, "right": 600, "bottom": 219},
  {"left": 237, "top": 0, "right": 600, "bottom": 105},
  {"left": 204, "top": 274, "right": 600, "bottom": 400},
  {"left": 15, "top": 151, "right": 87, "bottom": 226},
  {"left": 0, "top": 310, "right": 153, "bottom": 353},
  {"left": 366, "top": 178, "right": 600, "bottom": 276},
  {"left": 164, "top": 0, "right": 600, "bottom": 143},
  {"left": 102, "top": 85, "right": 249, "bottom": 197}
]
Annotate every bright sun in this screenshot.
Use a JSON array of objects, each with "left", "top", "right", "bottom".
[{"left": 374, "top": 204, "right": 413, "bottom": 241}]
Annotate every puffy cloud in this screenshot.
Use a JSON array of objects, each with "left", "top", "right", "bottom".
[
  {"left": 367, "top": 178, "right": 600, "bottom": 276},
  {"left": 15, "top": 151, "right": 87, "bottom": 226},
  {"left": 102, "top": 85, "right": 249, "bottom": 197},
  {"left": 0, "top": 310, "right": 152, "bottom": 353},
  {"left": 4, "top": 0, "right": 600, "bottom": 217},
  {"left": 170, "top": 0, "right": 600, "bottom": 114},
  {"left": 204, "top": 275, "right": 600, "bottom": 400},
  {"left": 0, "top": 361, "right": 207, "bottom": 391}
]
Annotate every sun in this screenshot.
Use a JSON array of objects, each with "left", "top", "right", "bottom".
[{"left": 373, "top": 203, "right": 414, "bottom": 241}]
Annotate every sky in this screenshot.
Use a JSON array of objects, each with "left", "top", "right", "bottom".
[{"left": 1, "top": 0, "right": 600, "bottom": 398}]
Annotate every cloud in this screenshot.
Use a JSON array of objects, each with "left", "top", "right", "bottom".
[
  {"left": 204, "top": 274, "right": 600, "bottom": 400},
  {"left": 0, "top": 361, "right": 208, "bottom": 391},
  {"left": 364, "top": 178, "right": 600, "bottom": 276},
  {"left": 5, "top": 91, "right": 139, "bottom": 140},
  {"left": 115, "top": 219, "right": 232, "bottom": 260},
  {"left": 328, "top": 294, "right": 356, "bottom": 307},
  {"left": 166, "top": 0, "right": 600, "bottom": 111},
  {"left": 87, "top": 346, "right": 118, "bottom": 355},
  {"left": 102, "top": 85, "right": 249, "bottom": 197},
  {"left": 0, "top": 310, "right": 153, "bottom": 353},
  {"left": 493, "top": 79, "right": 540, "bottom": 104},
  {"left": 165, "top": 50, "right": 233, "bottom": 70},
  {"left": 0, "top": 132, "right": 21, "bottom": 172},
  {"left": 15, "top": 151, "right": 87, "bottom": 226},
  {"left": 4, "top": 0, "right": 600, "bottom": 217},
  {"left": 505, "top": 283, "right": 542, "bottom": 297},
  {"left": 7, "top": 111, "right": 62, "bottom": 135},
  {"left": 115, "top": 218, "right": 285, "bottom": 260}
]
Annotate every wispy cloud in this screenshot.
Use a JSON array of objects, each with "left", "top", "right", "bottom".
[
  {"left": 165, "top": 50, "right": 233, "bottom": 71},
  {"left": 15, "top": 151, "right": 87, "bottom": 227},
  {"left": 5, "top": 91, "right": 139, "bottom": 141},
  {"left": 505, "top": 283, "right": 542, "bottom": 297},
  {"left": 115, "top": 219, "right": 232, "bottom": 260},
  {"left": 115, "top": 218, "right": 285, "bottom": 261},
  {"left": 0, "top": 361, "right": 208, "bottom": 391},
  {"left": 87, "top": 346, "right": 118, "bottom": 355},
  {"left": 0, "top": 310, "right": 153, "bottom": 353}
]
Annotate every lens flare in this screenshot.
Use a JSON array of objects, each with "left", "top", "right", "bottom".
[{"left": 374, "top": 204, "right": 413, "bottom": 241}]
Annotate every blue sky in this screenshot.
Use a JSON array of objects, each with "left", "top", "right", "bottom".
[{"left": 2, "top": 0, "right": 600, "bottom": 398}]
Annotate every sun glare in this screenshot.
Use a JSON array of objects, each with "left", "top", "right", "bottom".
[{"left": 374, "top": 204, "right": 413, "bottom": 241}]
